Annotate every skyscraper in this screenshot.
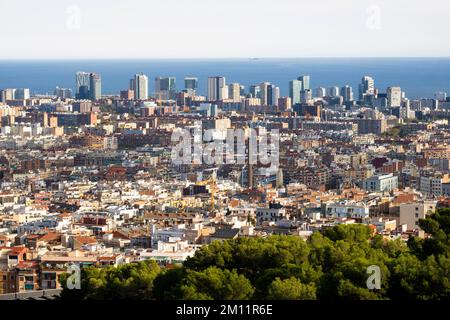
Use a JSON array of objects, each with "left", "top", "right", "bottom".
[
  {"left": 75, "top": 72, "right": 90, "bottom": 99},
  {"left": 155, "top": 77, "right": 177, "bottom": 100},
  {"left": 327, "top": 86, "right": 340, "bottom": 97},
  {"left": 341, "top": 85, "right": 354, "bottom": 102},
  {"left": 387, "top": 86, "right": 402, "bottom": 107},
  {"left": 315, "top": 87, "right": 326, "bottom": 98},
  {"left": 289, "top": 80, "right": 302, "bottom": 105},
  {"left": 89, "top": 73, "right": 102, "bottom": 100},
  {"left": 184, "top": 77, "right": 198, "bottom": 91},
  {"left": 260, "top": 82, "right": 271, "bottom": 106},
  {"left": 249, "top": 85, "right": 260, "bottom": 99},
  {"left": 260, "top": 82, "right": 279, "bottom": 106},
  {"left": 359, "top": 76, "right": 375, "bottom": 100},
  {"left": 0, "top": 88, "right": 16, "bottom": 102},
  {"left": 300, "top": 89, "right": 313, "bottom": 104},
  {"left": 207, "top": 76, "right": 226, "bottom": 101},
  {"left": 14, "top": 88, "right": 30, "bottom": 100},
  {"left": 228, "top": 83, "right": 241, "bottom": 102},
  {"left": 272, "top": 86, "right": 280, "bottom": 106},
  {"left": 130, "top": 73, "right": 148, "bottom": 100},
  {"left": 54, "top": 87, "right": 72, "bottom": 99},
  {"left": 297, "top": 75, "right": 310, "bottom": 90}
]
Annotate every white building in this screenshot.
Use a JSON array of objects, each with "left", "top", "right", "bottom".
[
  {"left": 132, "top": 73, "right": 148, "bottom": 100},
  {"left": 420, "top": 174, "right": 450, "bottom": 197},
  {"left": 256, "top": 206, "right": 288, "bottom": 223},
  {"left": 363, "top": 173, "right": 398, "bottom": 192},
  {"left": 325, "top": 201, "right": 370, "bottom": 219},
  {"left": 387, "top": 86, "right": 402, "bottom": 107},
  {"left": 139, "top": 237, "right": 198, "bottom": 263}
]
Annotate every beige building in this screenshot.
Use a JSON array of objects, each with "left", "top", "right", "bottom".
[{"left": 399, "top": 200, "right": 437, "bottom": 231}]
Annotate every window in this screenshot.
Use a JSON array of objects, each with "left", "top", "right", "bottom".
[{"left": 415, "top": 213, "right": 419, "bottom": 218}]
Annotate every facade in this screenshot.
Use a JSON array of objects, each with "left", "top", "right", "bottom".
[
  {"left": 130, "top": 73, "right": 148, "bottom": 100},
  {"left": 289, "top": 80, "right": 302, "bottom": 105},
  {"left": 207, "top": 76, "right": 227, "bottom": 102},
  {"left": 387, "top": 86, "right": 402, "bottom": 107},
  {"left": 420, "top": 174, "right": 450, "bottom": 197},
  {"left": 154, "top": 77, "right": 177, "bottom": 100},
  {"left": 184, "top": 77, "right": 198, "bottom": 91},
  {"left": 228, "top": 83, "right": 241, "bottom": 102},
  {"left": 399, "top": 200, "right": 437, "bottom": 230},
  {"left": 89, "top": 73, "right": 102, "bottom": 100},
  {"left": 359, "top": 76, "right": 375, "bottom": 100},
  {"left": 363, "top": 173, "right": 398, "bottom": 192},
  {"left": 325, "top": 201, "right": 370, "bottom": 219},
  {"left": 298, "top": 75, "right": 310, "bottom": 90},
  {"left": 75, "top": 72, "right": 90, "bottom": 99},
  {"left": 354, "top": 118, "right": 387, "bottom": 135},
  {"left": 14, "top": 88, "right": 30, "bottom": 100},
  {"left": 341, "top": 85, "right": 354, "bottom": 102},
  {"left": 256, "top": 206, "right": 289, "bottom": 223}
]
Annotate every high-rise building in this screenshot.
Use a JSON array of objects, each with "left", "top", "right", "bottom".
[
  {"left": 315, "top": 87, "right": 326, "bottom": 98},
  {"left": 434, "top": 91, "right": 447, "bottom": 101},
  {"left": 207, "top": 76, "right": 226, "bottom": 101},
  {"left": 249, "top": 85, "right": 260, "bottom": 99},
  {"left": 289, "top": 80, "right": 302, "bottom": 105},
  {"left": 278, "top": 97, "right": 292, "bottom": 111},
  {"left": 54, "top": 87, "right": 72, "bottom": 99},
  {"left": 297, "top": 75, "right": 310, "bottom": 90},
  {"left": 228, "top": 83, "right": 241, "bottom": 102},
  {"left": 75, "top": 72, "right": 90, "bottom": 99},
  {"left": 184, "top": 77, "right": 198, "bottom": 91},
  {"left": 89, "top": 73, "right": 102, "bottom": 100},
  {"left": 155, "top": 77, "right": 177, "bottom": 100},
  {"left": 240, "top": 85, "right": 245, "bottom": 96},
  {"left": 0, "top": 88, "right": 16, "bottom": 102},
  {"left": 260, "top": 82, "right": 279, "bottom": 106},
  {"left": 14, "top": 88, "right": 30, "bottom": 100},
  {"left": 359, "top": 76, "right": 375, "bottom": 100},
  {"left": 387, "top": 86, "right": 402, "bottom": 107},
  {"left": 341, "top": 85, "right": 354, "bottom": 102},
  {"left": 120, "top": 90, "right": 134, "bottom": 100},
  {"left": 300, "top": 89, "right": 313, "bottom": 104},
  {"left": 272, "top": 86, "right": 280, "bottom": 106},
  {"left": 130, "top": 73, "right": 148, "bottom": 100},
  {"left": 327, "top": 86, "right": 340, "bottom": 97}
]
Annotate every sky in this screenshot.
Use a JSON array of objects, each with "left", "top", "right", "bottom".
[{"left": 0, "top": 0, "right": 449, "bottom": 59}]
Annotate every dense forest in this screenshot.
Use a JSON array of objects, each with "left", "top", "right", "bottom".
[{"left": 59, "top": 208, "right": 450, "bottom": 300}]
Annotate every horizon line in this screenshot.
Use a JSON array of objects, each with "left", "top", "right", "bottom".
[{"left": 1, "top": 56, "right": 450, "bottom": 61}]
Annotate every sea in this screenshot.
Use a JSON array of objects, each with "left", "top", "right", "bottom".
[{"left": 0, "top": 58, "right": 449, "bottom": 99}]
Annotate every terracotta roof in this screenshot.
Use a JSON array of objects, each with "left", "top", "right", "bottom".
[
  {"left": 39, "top": 232, "right": 62, "bottom": 242},
  {"left": 74, "top": 236, "right": 98, "bottom": 245}
]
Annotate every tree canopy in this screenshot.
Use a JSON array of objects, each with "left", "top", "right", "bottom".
[{"left": 60, "top": 208, "right": 450, "bottom": 300}]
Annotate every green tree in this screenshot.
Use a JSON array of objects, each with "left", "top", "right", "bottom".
[
  {"left": 60, "top": 260, "right": 161, "bottom": 300},
  {"left": 267, "top": 277, "right": 316, "bottom": 300},
  {"left": 178, "top": 267, "right": 254, "bottom": 300}
]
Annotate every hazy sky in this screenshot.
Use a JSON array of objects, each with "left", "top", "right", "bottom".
[{"left": 1, "top": 0, "right": 449, "bottom": 59}]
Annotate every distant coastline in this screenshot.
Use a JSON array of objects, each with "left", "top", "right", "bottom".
[{"left": 0, "top": 57, "right": 449, "bottom": 98}]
